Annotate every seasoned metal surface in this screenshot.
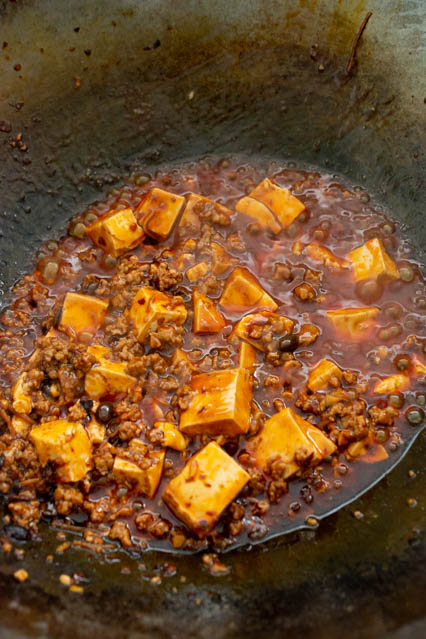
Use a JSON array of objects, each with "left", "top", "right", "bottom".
[{"left": 0, "top": 1, "right": 425, "bottom": 637}]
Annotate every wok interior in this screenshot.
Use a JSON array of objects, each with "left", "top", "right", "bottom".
[{"left": 0, "top": 1, "right": 425, "bottom": 637}]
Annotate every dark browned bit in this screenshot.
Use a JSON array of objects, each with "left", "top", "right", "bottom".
[{"left": 346, "top": 11, "right": 373, "bottom": 75}]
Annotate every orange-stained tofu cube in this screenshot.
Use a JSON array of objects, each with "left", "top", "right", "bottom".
[
  {"left": 326, "top": 306, "right": 379, "bottom": 341},
  {"left": 162, "top": 441, "right": 249, "bottom": 536},
  {"left": 186, "top": 261, "right": 210, "bottom": 283},
  {"left": 349, "top": 238, "right": 400, "bottom": 282},
  {"left": 238, "top": 341, "right": 258, "bottom": 371},
  {"left": 136, "top": 188, "right": 185, "bottom": 240},
  {"left": 129, "top": 287, "right": 187, "bottom": 343},
  {"left": 247, "top": 407, "right": 336, "bottom": 478},
  {"left": 113, "top": 449, "right": 165, "bottom": 498},
  {"left": 248, "top": 178, "right": 305, "bottom": 228},
  {"left": 30, "top": 420, "right": 91, "bottom": 482},
  {"left": 234, "top": 312, "right": 294, "bottom": 351},
  {"left": 211, "top": 242, "right": 232, "bottom": 275},
  {"left": 179, "top": 193, "right": 232, "bottom": 237},
  {"left": 179, "top": 368, "right": 252, "bottom": 437},
  {"left": 373, "top": 374, "right": 409, "bottom": 394},
  {"left": 12, "top": 372, "right": 33, "bottom": 414},
  {"left": 305, "top": 243, "right": 350, "bottom": 271},
  {"left": 308, "top": 359, "right": 343, "bottom": 391},
  {"left": 84, "top": 344, "right": 136, "bottom": 399},
  {"left": 346, "top": 435, "right": 388, "bottom": 463},
  {"left": 193, "top": 291, "right": 226, "bottom": 334},
  {"left": 413, "top": 356, "right": 426, "bottom": 377},
  {"left": 86, "top": 208, "right": 145, "bottom": 257},
  {"left": 60, "top": 292, "right": 108, "bottom": 335},
  {"left": 236, "top": 196, "right": 281, "bottom": 234},
  {"left": 153, "top": 421, "right": 188, "bottom": 451},
  {"left": 220, "top": 267, "right": 277, "bottom": 312}
]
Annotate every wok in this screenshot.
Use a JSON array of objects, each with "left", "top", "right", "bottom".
[{"left": 0, "top": 1, "right": 425, "bottom": 637}]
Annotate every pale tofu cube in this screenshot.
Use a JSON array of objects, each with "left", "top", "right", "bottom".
[
  {"left": 308, "top": 360, "right": 343, "bottom": 391},
  {"left": 86, "top": 208, "right": 145, "bottom": 257},
  {"left": 12, "top": 372, "right": 32, "bottom": 415},
  {"left": 234, "top": 312, "right": 294, "bottom": 351},
  {"left": 236, "top": 196, "right": 281, "bottom": 234},
  {"left": 162, "top": 441, "right": 249, "bottom": 536},
  {"left": 193, "top": 291, "right": 226, "bottom": 334},
  {"left": 349, "top": 238, "right": 400, "bottom": 282},
  {"left": 113, "top": 450, "right": 165, "bottom": 498},
  {"left": 186, "top": 261, "right": 210, "bottom": 283},
  {"left": 179, "top": 368, "right": 252, "bottom": 436},
  {"left": 60, "top": 292, "right": 108, "bottom": 335},
  {"left": 248, "top": 178, "right": 305, "bottom": 228},
  {"left": 86, "top": 418, "right": 106, "bottom": 444},
  {"left": 220, "top": 267, "right": 277, "bottom": 312},
  {"left": 211, "top": 242, "right": 232, "bottom": 275},
  {"left": 85, "top": 344, "right": 136, "bottom": 399},
  {"left": 305, "top": 243, "right": 350, "bottom": 270},
  {"left": 179, "top": 193, "right": 232, "bottom": 237},
  {"left": 373, "top": 374, "right": 409, "bottom": 394},
  {"left": 136, "top": 188, "right": 185, "bottom": 240},
  {"left": 153, "top": 421, "right": 188, "bottom": 451},
  {"left": 247, "top": 407, "right": 336, "bottom": 478},
  {"left": 129, "top": 287, "right": 187, "bottom": 343},
  {"left": 326, "top": 306, "right": 379, "bottom": 341},
  {"left": 30, "top": 420, "right": 92, "bottom": 483},
  {"left": 238, "top": 341, "right": 258, "bottom": 371}
]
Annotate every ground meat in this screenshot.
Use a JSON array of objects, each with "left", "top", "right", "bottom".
[
  {"left": 135, "top": 512, "right": 154, "bottom": 531},
  {"left": 273, "top": 263, "right": 293, "bottom": 281},
  {"left": 293, "top": 282, "right": 317, "bottom": 302},
  {"left": 226, "top": 232, "right": 246, "bottom": 253},
  {"left": 54, "top": 485, "right": 84, "bottom": 515},
  {"left": 149, "top": 517, "right": 171, "bottom": 538},
  {"left": 171, "top": 385, "right": 195, "bottom": 411},
  {"left": 84, "top": 496, "right": 111, "bottom": 523},
  {"left": 116, "top": 420, "right": 142, "bottom": 441},
  {"left": 149, "top": 325, "right": 184, "bottom": 350},
  {"left": 108, "top": 520, "right": 132, "bottom": 547},
  {"left": 149, "top": 261, "right": 182, "bottom": 291},
  {"left": 93, "top": 443, "right": 115, "bottom": 475},
  {"left": 368, "top": 404, "right": 399, "bottom": 426},
  {"left": 8, "top": 501, "right": 40, "bottom": 529}
]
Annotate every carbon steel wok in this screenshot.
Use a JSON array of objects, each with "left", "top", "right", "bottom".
[{"left": 0, "top": 1, "right": 425, "bottom": 637}]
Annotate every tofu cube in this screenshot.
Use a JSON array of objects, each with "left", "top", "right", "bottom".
[
  {"left": 136, "top": 188, "right": 185, "bottom": 240},
  {"left": 179, "top": 193, "right": 232, "bottom": 237},
  {"left": 60, "top": 292, "right": 108, "bottom": 335},
  {"left": 129, "top": 287, "right": 187, "bottom": 343},
  {"left": 30, "top": 420, "right": 92, "bottom": 483},
  {"left": 238, "top": 341, "right": 258, "bottom": 371},
  {"left": 247, "top": 407, "right": 336, "bottom": 478},
  {"left": 193, "top": 291, "right": 226, "bottom": 334},
  {"left": 373, "top": 374, "right": 409, "bottom": 394},
  {"left": 349, "top": 238, "right": 400, "bottom": 282},
  {"left": 413, "top": 356, "right": 426, "bottom": 377},
  {"left": 86, "top": 418, "right": 106, "bottom": 444},
  {"left": 152, "top": 421, "right": 188, "bottom": 451},
  {"left": 113, "top": 450, "right": 165, "bottom": 498},
  {"left": 234, "top": 312, "right": 294, "bottom": 351},
  {"left": 86, "top": 208, "right": 145, "bottom": 257},
  {"left": 305, "top": 243, "right": 350, "bottom": 271},
  {"left": 248, "top": 178, "right": 305, "bottom": 228},
  {"left": 211, "top": 242, "right": 232, "bottom": 275},
  {"left": 220, "top": 267, "right": 277, "bottom": 312},
  {"left": 179, "top": 368, "right": 252, "bottom": 436},
  {"left": 326, "top": 306, "right": 379, "bottom": 341},
  {"left": 186, "top": 261, "right": 210, "bottom": 283},
  {"left": 162, "top": 441, "right": 249, "bottom": 536},
  {"left": 12, "top": 372, "right": 32, "bottom": 415},
  {"left": 236, "top": 196, "right": 281, "bottom": 234},
  {"left": 85, "top": 344, "right": 136, "bottom": 399},
  {"left": 308, "top": 359, "right": 343, "bottom": 391}
]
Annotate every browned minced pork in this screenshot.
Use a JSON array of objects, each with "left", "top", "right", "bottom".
[
  {"left": 108, "top": 521, "right": 132, "bottom": 547},
  {"left": 8, "top": 501, "right": 41, "bottom": 528},
  {"left": 54, "top": 485, "right": 84, "bottom": 515}
]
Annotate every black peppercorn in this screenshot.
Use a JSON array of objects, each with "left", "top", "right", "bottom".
[
  {"left": 279, "top": 334, "right": 299, "bottom": 352},
  {"left": 96, "top": 402, "right": 113, "bottom": 423}
]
